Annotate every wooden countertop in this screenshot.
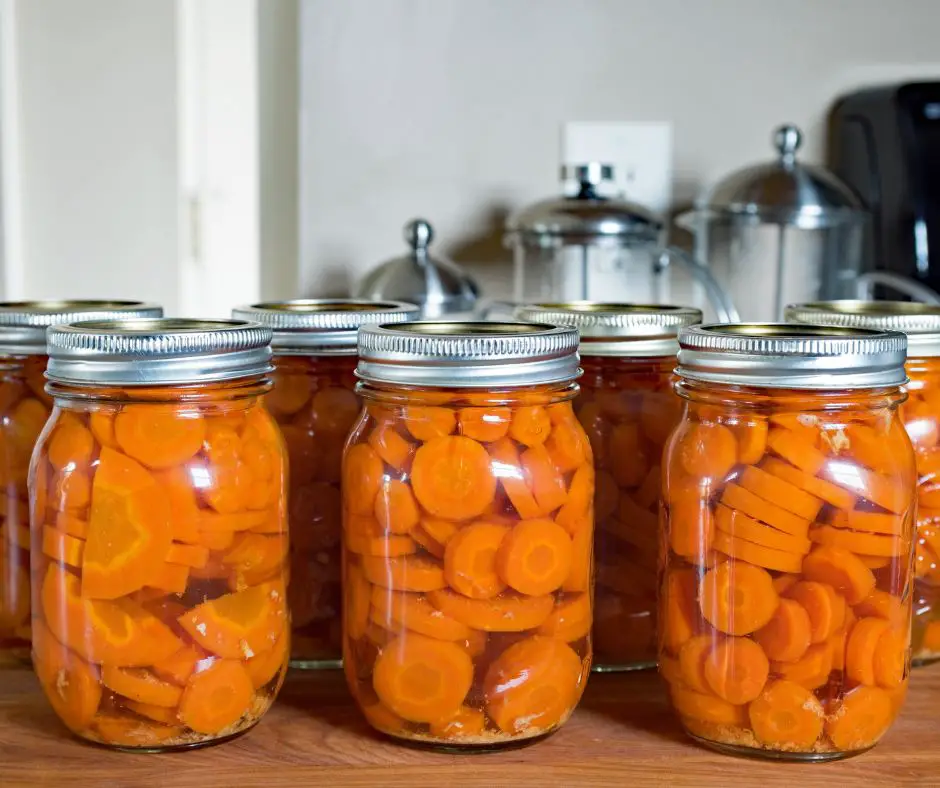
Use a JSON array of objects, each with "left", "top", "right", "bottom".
[{"left": 1, "top": 664, "right": 938, "bottom": 787}]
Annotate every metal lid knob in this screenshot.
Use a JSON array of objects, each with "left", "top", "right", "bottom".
[
  {"left": 405, "top": 219, "right": 433, "bottom": 254},
  {"left": 774, "top": 124, "right": 802, "bottom": 166},
  {"left": 561, "top": 163, "right": 614, "bottom": 186}
]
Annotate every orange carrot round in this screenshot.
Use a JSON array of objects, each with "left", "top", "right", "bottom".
[
  {"left": 784, "top": 581, "right": 845, "bottom": 644},
  {"left": 114, "top": 405, "right": 206, "bottom": 469},
  {"left": 669, "top": 684, "right": 747, "bottom": 726},
  {"left": 735, "top": 418, "right": 768, "bottom": 465},
  {"left": 488, "top": 438, "right": 542, "bottom": 520},
  {"left": 496, "top": 518, "right": 572, "bottom": 596},
  {"left": 677, "top": 423, "right": 737, "bottom": 480},
  {"left": 368, "top": 423, "right": 415, "bottom": 471},
  {"left": 374, "top": 479, "right": 420, "bottom": 535},
  {"left": 748, "top": 680, "right": 824, "bottom": 748},
  {"left": 48, "top": 421, "right": 95, "bottom": 471},
  {"left": 771, "top": 642, "right": 833, "bottom": 690},
  {"left": 411, "top": 436, "right": 496, "bottom": 520},
  {"left": 458, "top": 407, "right": 510, "bottom": 443},
  {"left": 738, "top": 465, "right": 823, "bottom": 521},
  {"left": 703, "top": 637, "right": 769, "bottom": 705},
  {"left": 405, "top": 406, "right": 457, "bottom": 442},
  {"left": 802, "top": 546, "right": 875, "bottom": 605},
  {"left": 872, "top": 628, "right": 906, "bottom": 689},
  {"left": 508, "top": 406, "right": 552, "bottom": 447},
  {"left": 753, "top": 598, "right": 812, "bottom": 662},
  {"left": 825, "top": 686, "right": 894, "bottom": 751},
  {"left": 178, "top": 659, "right": 254, "bottom": 735},
  {"left": 661, "top": 568, "right": 701, "bottom": 653},
  {"left": 32, "top": 620, "right": 102, "bottom": 732},
  {"left": 427, "top": 588, "right": 553, "bottom": 632},
  {"left": 362, "top": 554, "right": 446, "bottom": 592},
  {"left": 429, "top": 705, "right": 486, "bottom": 740},
  {"left": 101, "top": 666, "right": 183, "bottom": 708},
  {"left": 536, "top": 594, "right": 591, "bottom": 642},
  {"left": 342, "top": 444, "right": 384, "bottom": 516},
  {"left": 678, "top": 634, "right": 717, "bottom": 694},
  {"left": 370, "top": 588, "right": 472, "bottom": 641},
  {"left": 846, "top": 616, "right": 891, "bottom": 686},
  {"left": 699, "top": 562, "right": 779, "bottom": 636},
  {"left": 443, "top": 521, "right": 509, "bottom": 599}
]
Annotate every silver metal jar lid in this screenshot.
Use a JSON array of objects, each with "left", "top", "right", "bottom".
[
  {"left": 677, "top": 323, "right": 907, "bottom": 389},
  {"left": 357, "top": 321, "right": 580, "bottom": 388},
  {"left": 513, "top": 302, "right": 702, "bottom": 357},
  {"left": 46, "top": 318, "right": 273, "bottom": 386},
  {"left": 785, "top": 300, "right": 940, "bottom": 358},
  {"left": 231, "top": 299, "right": 420, "bottom": 355},
  {"left": 0, "top": 300, "right": 163, "bottom": 355}
]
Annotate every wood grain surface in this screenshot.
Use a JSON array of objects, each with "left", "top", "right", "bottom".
[{"left": 1, "top": 664, "right": 938, "bottom": 787}]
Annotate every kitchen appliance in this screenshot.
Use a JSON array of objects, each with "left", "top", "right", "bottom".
[
  {"left": 504, "top": 164, "right": 738, "bottom": 322},
  {"left": 677, "top": 124, "right": 867, "bottom": 321},
  {"left": 355, "top": 219, "right": 480, "bottom": 319},
  {"left": 830, "top": 82, "right": 940, "bottom": 301}
]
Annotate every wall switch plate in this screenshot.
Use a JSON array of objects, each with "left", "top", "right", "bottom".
[{"left": 561, "top": 122, "right": 673, "bottom": 216}]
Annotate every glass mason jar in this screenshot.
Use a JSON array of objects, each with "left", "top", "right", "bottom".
[
  {"left": 30, "top": 318, "right": 287, "bottom": 750},
  {"left": 232, "top": 300, "right": 419, "bottom": 669},
  {"left": 342, "top": 322, "right": 594, "bottom": 748},
  {"left": 0, "top": 300, "right": 162, "bottom": 666},
  {"left": 786, "top": 301, "right": 940, "bottom": 666},
  {"left": 661, "top": 323, "right": 915, "bottom": 760},
  {"left": 514, "top": 303, "right": 702, "bottom": 670}
]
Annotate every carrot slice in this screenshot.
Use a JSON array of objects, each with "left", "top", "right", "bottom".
[
  {"left": 521, "top": 445, "right": 568, "bottom": 514},
  {"left": 670, "top": 684, "right": 747, "bottom": 726},
  {"left": 114, "top": 405, "right": 206, "bottom": 469},
  {"left": 152, "top": 644, "right": 211, "bottom": 685},
  {"left": 374, "top": 480, "right": 420, "bottom": 536},
  {"left": 42, "top": 524, "right": 85, "bottom": 568},
  {"left": 196, "top": 529, "right": 236, "bottom": 552},
  {"left": 825, "top": 686, "right": 894, "bottom": 751},
  {"left": 496, "top": 518, "right": 572, "bottom": 596},
  {"left": 802, "top": 546, "right": 875, "bottom": 605},
  {"left": 712, "top": 531, "right": 804, "bottom": 573},
  {"left": 82, "top": 447, "right": 172, "bottom": 600},
  {"left": 810, "top": 525, "right": 903, "bottom": 558},
  {"left": 562, "top": 518, "right": 592, "bottom": 594},
  {"left": 678, "top": 634, "right": 717, "bottom": 694},
  {"left": 555, "top": 464, "right": 594, "bottom": 536},
  {"left": 820, "top": 463, "right": 908, "bottom": 514},
  {"left": 770, "top": 642, "right": 833, "bottom": 690},
  {"left": 178, "top": 659, "right": 254, "bottom": 735},
  {"left": 411, "top": 436, "right": 496, "bottom": 520},
  {"left": 146, "top": 562, "right": 190, "bottom": 594},
  {"left": 373, "top": 633, "right": 473, "bottom": 723},
  {"left": 50, "top": 468, "right": 92, "bottom": 511},
  {"left": 92, "top": 713, "right": 182, "bottom": 747},
  {"left": 368, "top": 423, "right": 415, "bottom": 471},
  {"left": 662, "top": 568, "right": 701, "bottom": 652},
  {"left": 429, "top": 705, "right": 486, "bottom": 740},
  {"left": 362, "top": 554, "right": 446, "bottom": 592},
  {"left": 846, "top": 616, "right": 891, "bottom": 686},
  {"left": 404, "top": 406, "right": 456, "bottom": 442},
  {"left": 489, "top": 438, "right": 541, "bottom": 519},
  {"left": 167, "top": 541, "right": 210, "bottom": 569},
  {"left": 420, "top": 516, "right": 460, "bottom": 548},
  {"left": 55, "top": 511, "right": 89, "bottom": 540},
  {"left": 761, "top": 457, "right": 857, "bottom": 510},
  {"left": 703, "top": 637, "right": 769, "bottom": 704},
  {"left": 343, "top": 444, "right": 384, "bottom": 516},
  {"left": 720, "top": 483, "right": 810, "bottom": 538},
  {"left": 152, "top": 466, "right": 201, "bottom": 545},
  {"left": 483, "top": 635, "right": 583, "bottom": 735},
  {"left": 32, "top": 619, "right": 102, "bottom": 732},
  {"left": 427, "top": 588, "right": 553, "bottom": 632},
  {"left": 677, "top": 423, "right": 737, "bottom": 479},
  {"left": 345, "top": 560, "right": 371, "bottom": 642},
  {"left": 442, "top": 520, "right": 509, "bottom": 599},
  {"left": 179, "top": 582, "right": 286, "bottom": 659},
  {"left": 458, "top": 407, "right": 511, "bottom": 443},
  {"left": 785, "top": 580, "right": 845, "bottom": 646},
  {"left": 90, "top": 411, "right": 118, "bottom": 449},
  {"left": 839, "top": 509, "right": 904, "bottom": 536},
  {"left": 749, "top": 679, "right": 824, "bottom": 748},
  {"left": 124, "top": 699, "right": 180, "bottom": 725},
  {"left": 735, "top": 418, "right": 768, "bottom": 465},
  {"left": 102, "top": 665, "right": 184, "bottom": 708},
  {"left": 536, "top": 593, "right": 591, "bottom": 642},
  {"left": 508, "top": 406, "right": 552, "bottom": 447},
  {"left": 854, "top": 590, "right": 904, "bottom": 627},
  {"left": 246, "top": 630, "right": 288, "bottom": 689},
  {"left": 738, "top": 465, "right": 823, "bottom": 521},
  {"left": 410, "top": 525, "right": 445, "bottom": 559},
  {"left": 844, "top": 424, "right": 904, "bottom": 474},
  {"left": 48, "top": 421, "right": 95, "bottom": 471},
  {"left": 766, "top": 428, "right": 826, "bottom": 475},
  {"left": 754, "top": 598, "right": 812, "bottom": 662},
  {"left": 371, "top": 587, "right": 472, "bottom": 642},
  {"left": 667, "top": 480, "right": 714, "bottom": 558},
  {"left": 872, "top": 628, "right": 906, "bottom": 689},
  {"left": 699, "top": 562, "right": 778, "bottom": 636},
  {"left": 714, "top": 504, "right": 811, "bottom": 555},
  {"left": 544, "top": 415, "right": 590, "bottom": 473}
]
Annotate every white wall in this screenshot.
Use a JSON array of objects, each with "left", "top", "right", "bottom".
[
  {"left": 14, "top": 0, "right": 180, "bottom": 310},
  {"left": 298, "top": 0, "right": 940, "bottom": 301}
]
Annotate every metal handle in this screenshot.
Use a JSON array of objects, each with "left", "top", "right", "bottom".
[
  {"left": 855, "top": 272, "right": 940, "bottom": 305},
  {"left": 561, "top": 163, "right": 614, "bottom": 186},
  {"left": 663, "top": 248, "right": 740, "bottom": 323}
]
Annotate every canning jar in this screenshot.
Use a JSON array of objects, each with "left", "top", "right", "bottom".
[
  {"left": 0, "top": 300, "right": 162, "bottom": 665},
  {"left": 232, "top": 300, "right": 419, "bottom": 668},
  {"left": 786, "top": 301, "right": 940, "bottom": 665},
  {"left": 343, "top": 322, "right": 594, "bottom": 748},
  {"left": 660, "top": 323, "right": 915, "bottom": 760},
  {"left": 30, "top": 318, "right": 287, "bottom": 750},
  {"left": 514, "top": 302, "right": 701, "bottom": 670}
]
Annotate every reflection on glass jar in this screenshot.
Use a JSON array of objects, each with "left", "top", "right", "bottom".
[
  {"left": 31, "top": 318, "right": 286, "bottom": 750},
  {"left": 343, "top": 322, "right": 593, "bottom": 748},
  {"left": 661, "top": 323, "right": 915, "bottom": 760},
  {"left": 232, "top": 300, "right": 420, "bottom": 669}
]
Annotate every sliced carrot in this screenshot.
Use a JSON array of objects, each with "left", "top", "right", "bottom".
[
  {"left": 55, "top": 511, "right": 89, "bottom": 539},
  {"left": 178, "top": 659, "right": 254, "bottom": 735},
  {"left": 371, "top": 587, "right": 472, "bottom": 641},
  {"left": 714, "top": 504, "right": 811, "bottom": 555},
  {"left": 810, "top": 525, "right": 903, "bottom": 558},
  {"left": 167, "top": 541, "right": 210, "bottom": 569},
  {"left": 114, "top": 405, "right": 206, "bottom": 469},
  {"left": 521, "top": 444, "right": 568, "bottom": 514},
  {"left": 152, "top": 466, "right": 201, "bottom": 545},
  {"left": 145, "top": 561, "right": 190, "bottom": 594},
  {"left": 201, "top": 460, "right": 251, "bottom": 514},
  {"left": 771, "top": 642, "right": 833, "bottom": 690},
  {"left": 442, "top": 520, "right": 509, "bottom": 599},
  {"left": 844, "top": 424, "right": 904, "bottom": 474},
  {"left": 89, "top": 410, "right": 118, "bottom": 449},
  {"left": 102, "top": 665, "right": 183, "bottom": 708},
  {"left": 362, "top": 554, "right": 446, "bottom": 592},
  {"left": 670, "top": 684, "right": 747, "bottom": 726},
  {"left": 196, "top": 529, "right": 236, "bottom": 552},
  {"left": 496, "top": 518, "right": 572, "bottom": 596},
  {"left": 555, "top": 464, "right": 594, "bottom": 536},
  {"left": 735, "top": 418, "right": 768, "bottom": 465},
  {"left": 427, "top": 588, "right": 554, "bottom": 632},
  {"left": 699, "top": 561, "right": 778, "bottom": 636},
  {"left": 562, "top": 518, "right": 592, "bottom": 594},
  {"left": 404, "top": 406, "right": 456, "bottom": 442},
  {"left": 508, "top": 406, "right": 552, "bottom": 447},
  {"left": 93, "top": 713, "right": 182, "bottom": 747},
  {"left": 374, "top": 480, "right": 420, "bottom": 536},
  {"left": 872, "top": 628, "right": 906, "bottom": 689},
  {"left": 489, "top": 438, "right": 541, "bottom": 519},
  {"left": 42, "top": 524, "right": 85, "bottom": 569},
  {"left": 738, "top": 465, "right": 823, "bottom": 521},
  {"left": 124, "top": 699, "right": 179, "bottom": 725},
  {"left": 178, "top": 581, "right": 286, "bottom": 659},
  {"left": 802, "top": 546, "right": 875, "bottom": 605},
  {"left": 152, "top": 644, "right": 211, "bottom": 685},
  {"left": 761, "top": 457, "right": 857, "bottom": 510},
  {"left": 766, "top": 428, "right": 826, "bottom": 475},
  {"left": 410, "top": 526, "right": 445, "bottom": 559},
  {"left": 361, "top": 701, "right": 406, "bottom": 734},
  {"left": 769, "top": 413, "right": 821, "bottom": 442},
  {"left": 825, "top": 686, "right": 894, "bottom": 751},
  {"left": 666, "top": 478, "right": 714, "bottom": 558},
  {"left": 82, "top": 447, "right": 172, "bottom": 600},
  {"left": 749, "top": 680, "right": 824, "bottom": 748},
  {"left": 483, "top": 635, "right": 583, "bottom": 734},
  {"left": 429, "top": 705, "right": 486, "bottom": 740},
  {"left": 720, "top": 483, "right": 810, "bottom": 538},
  {"left": 820, "top": 463, "right": 908, "bottom": 515},
  {"left": 32, "top": 619, "right": 102, "bottom": 732},
  {"left": 712, "top": 531, "right": 804, "bottom": 573},
  {"left": 345, "top": 561, "right": 371, "bottom": 642},
  {"left": 678, "top": 634, "right": 717, "bottom": 694},
  {"left": 347, "top": 531, "right": 417, "bottom": 558},
  {"left": 536, "top": 593, "right": 591, "bottom": 642},
  {"left": 544, "top": 415, "right": 590, "bottom": 473},
  {"left": 854, "top": 590, "right": 905, "bottom": 627},
  {"left": 373, "top": 633, "right": 473, "bottom": 723},
  {"left": 662, "top": 568, "right": 701, "bottom": 652},
  {"left": 412, "top": 435, "right": 495, "bottom": 520},
  {"left": 343, "top": 444, "right": 385, "bottom": 516},
  {"left": 754, "top": 598, "right": 812, "bottom": 662},
  {"left": 266, "top": 373, "right": 313, "bottom": 415},
  {"left": 784, "top": 581, "right": 845, "bottom": 644},
  {"left": 704, "top": 637, "right": 769, "bottom": 704},
  {"left": 659, "top": 653, "right": 683, "bottom": 686},
  {"left": 420, "top": 516, "right": 460, "bottom": 548},
  {"left": 608, "top": 423, "right": 648, "bottom": 488},
  {"left": 840, "top": 509, "right": 904, "bottom": 536},
  {"left": 458, "top": 407, "right": 511, "bottom": 443},
  {"left": 677, "top": 423, "right": 737, "bottom": 480},
  {"left": 48, "top": 421, "right": 95, "bottom": 471},
  {"left": 51, "top": 468, "right": 92, "bottom": 511},
  {"left": 368, "top": 423, "right": 415, "bottom": 471},
  {"left": 246, "top": 630, "right": 288, "bottom": 689},
  {"left": 223, "top": 532, "right": 286, "bottom": 582},
  {"left": 846, "top": 616, "right": 891, "bottom": 686}
]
